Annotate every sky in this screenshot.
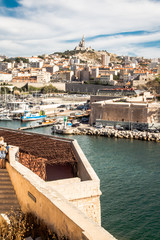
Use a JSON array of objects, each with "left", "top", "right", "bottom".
[{"left": 0, "top": 0, "right": 160, "bottom": 58}]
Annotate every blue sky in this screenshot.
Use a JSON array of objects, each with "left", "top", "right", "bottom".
[
  {"left": 0, "top": 0, "right": 160, "bottom": 58},
  {"left": 1, "top": 0, "right": 20, "bottom": 8}
]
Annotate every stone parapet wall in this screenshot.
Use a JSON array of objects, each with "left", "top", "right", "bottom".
[
  {"left": 6, "top": 148, "right": 116, "bottom": 240},
  {"left": 4, "top": 131, "right": 111, "bottom": 238}
]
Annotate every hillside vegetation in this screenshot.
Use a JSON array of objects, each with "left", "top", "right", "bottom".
[
  {"left": 141, "top": 76, "right": 160, "bottom": 94},
  {"left": 54, "top": 50, "right": 119, "bottom": 65}
]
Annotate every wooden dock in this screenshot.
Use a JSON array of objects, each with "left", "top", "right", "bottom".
[{"left": 18, "top": 122, "right": 54, "bottom": 131}]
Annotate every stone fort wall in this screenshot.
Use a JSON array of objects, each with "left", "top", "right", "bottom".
[
  {"left": 90, "top": 102, "right": 149, "bottom": 125},
  {"left": 66, "top": 83, "right": 119, "bottom": 94}
]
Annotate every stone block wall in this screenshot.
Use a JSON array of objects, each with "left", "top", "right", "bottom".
[
  {"left": 66, "top": 83, "right": 121, "bottom": 94},
  {"left": 70, "top": 196, "right": 101, "bottom": 225},
  {"left": 49, "top": 179, "right": 101, "bottom": 225},
  {"left": 19, "top": 151, "right": 46, "bottom": 180},
  {"left": 90, "top": 95, "right": 118, "bottom": 104},
  {"left": 90, "top": 101, "right": 150, "bottom": 125}
]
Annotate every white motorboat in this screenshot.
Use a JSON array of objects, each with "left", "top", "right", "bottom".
[{"left": 0, "top": 114, "right": 12, "bottom": 120}]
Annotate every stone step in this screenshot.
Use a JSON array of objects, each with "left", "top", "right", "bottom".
[
  {"left": 0, "top": 197, "right": 19, "bottom": 204},
  {"left": 0, "top": 176, "right": 11, "bottom": 180},
  {"left": 0, "top": 206, "right": 21, "bottom": 214},
  {"left": 0, "top": 172, "right": 9, "bottom": 177},
  {"left": 0, "top": 178, "right": 12, "bottom": 185},
  {"left": 0, "top": 171, "right": 10, "bottom": 176},
  {"left": 0, "top": 170, "right": 9, "bottom": 174},
  {"left": 0, "top": 202, "right": 20, "bottom": 210},
  {"left": 0, "top": 184, "right": 14, "bottom": 189},
  {"left": 0, "top": 168, "right": 8, "bottom": 174},
  {"left": 0, "top": 189, "right": 15, "bottom": 194},
  {"left": 0, "top": 170, "right": 8, "bottom": 175},
  {"left": 0, "top": 179, "right": 11, "bottom": 183},
  {"left": 0, "top": 174, "right": 10, "bottom": 181},
  {"left": 0, "top": 193, "right": 16, "bottom": 199}
]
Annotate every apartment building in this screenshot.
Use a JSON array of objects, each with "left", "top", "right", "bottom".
[{"left": 0, "top": 72, "right": 12, "bottom": 82}]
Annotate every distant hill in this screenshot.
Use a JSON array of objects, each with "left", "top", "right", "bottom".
[
  {"left": 146, "top": 77, "right": 160, "bottom": 94},
  {"left": 53, "top": 50, "right": 119, "bottom": 65},
  {"left": 139, "top": 77, "right": 160, "bottom": 94}
]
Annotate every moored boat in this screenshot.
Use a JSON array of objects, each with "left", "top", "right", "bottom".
[
  {"left": 40, "top": 118, "right": 56, "bottom": 125},
  {"left": 0, "top": 115, "right": 12, "bottom": 121},
  {"left": 21, "top": 110, "right": 46, "bottom": 122}
]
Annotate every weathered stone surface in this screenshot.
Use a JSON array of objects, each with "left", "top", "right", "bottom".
[{"left": 64, "top": 126, "right": 160, "bottom": 142}]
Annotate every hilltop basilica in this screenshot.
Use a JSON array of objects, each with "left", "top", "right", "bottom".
[{"left": 74, "top": 35, "right": 93, "bottom": 51}]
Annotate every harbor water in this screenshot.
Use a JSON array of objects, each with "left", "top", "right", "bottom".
[{"left": 0, "top": 120, "right": 160, "bottom": 240}]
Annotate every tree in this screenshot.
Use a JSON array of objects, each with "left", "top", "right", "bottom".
[
  {"left": 40, "top": 84, "right": 58, "bottom": 94},
  {"left": 28, "top": 86, "right": 41, "bottom": 93},
  {"left": 21, "top": 83, "right": 29, "bottom": 92},
  {"left": 2, "top": 58, "right": 12, "bottom": 63},
  {"left": 113, "top": 73, "right": 120, "bottom": 80},
  {"left": 14, "top": 89, "right": 21, "bottom": 96},
  {"left": 38, "top": 55, "right": 45, "bottom": 60},
  {"left": 15, "top": 57, "right": 29, "bottom": 63},
  {"left": 0, "top": 87, "right": 11, "bottom": 94}
]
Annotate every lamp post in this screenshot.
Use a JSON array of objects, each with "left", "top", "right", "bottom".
[
  {"left": 130, "top": 108, "right": 133, "bottom": 131},
  {"left": 129, "top": 104, "right": 133, "bottom": 131}
]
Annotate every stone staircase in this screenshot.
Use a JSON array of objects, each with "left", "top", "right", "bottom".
[{"left": 0, "top": 169, "right": 20, "bottom": 214}]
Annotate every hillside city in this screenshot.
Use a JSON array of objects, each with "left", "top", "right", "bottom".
[{"left": 0, "top": 36, "right": 160, "bottom": 93}]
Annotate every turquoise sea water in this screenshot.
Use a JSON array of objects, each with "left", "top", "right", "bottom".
[{"left": 0, "top": 121, "right": 160, "bottom": 240}]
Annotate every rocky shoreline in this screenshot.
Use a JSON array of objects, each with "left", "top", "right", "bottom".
[{"left": 62, "top": 127, "right": 160, "bottom": 142}]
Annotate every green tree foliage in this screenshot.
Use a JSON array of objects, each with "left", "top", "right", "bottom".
[
  {"left": 21, "top": 83, "right": 29, "bottom": 92},
  {"left": 2, "top": 58, "right": 12, "bottom": 63},
  {"left": 40, "top": 84, "right": 58, "bottom": 94},
  {"left": 13, "top": 86, "right": 22, "bottom": 93},
  {"left": 38, "top": 55, "right": 45, "bottom": 59},
  {"left": 15, "top": 57, "right": 29, "bottom": 63},
  {"left": 2, "top": 57, "right": 29, "bottom": 63},
  {"left": 28, "top": 86, "right": 41, "bottom": 93},
  {"left": 155, "top": 76, "right": 160, "bottom": 83},
  {"left": 0, "top": 87, "right": 11, "bottom": 94},
  {"left": 113, "top": 73, "right": 120, "bottom": 80}
]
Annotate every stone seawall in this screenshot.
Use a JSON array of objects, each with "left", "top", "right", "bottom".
[
  {"left": 63, "top": 127, "right": 160, "bottom": 142},
  {"left": 66, "top": 83, "right": 122, "bottom": 94}
]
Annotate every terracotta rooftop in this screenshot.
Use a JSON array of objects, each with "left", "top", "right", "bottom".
[{"left": 0, "top": 128, "right": 77, "bottom": 165}]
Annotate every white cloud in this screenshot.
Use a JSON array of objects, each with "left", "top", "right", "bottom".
[{"left": 0, "top": 0, "right": 160, "bottom": 57}]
